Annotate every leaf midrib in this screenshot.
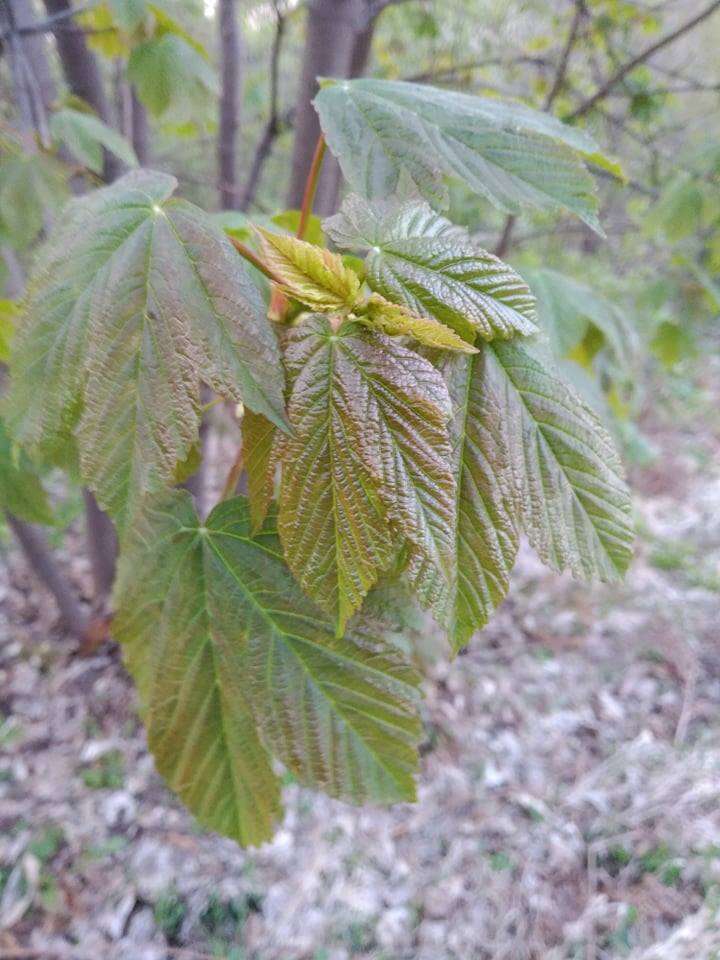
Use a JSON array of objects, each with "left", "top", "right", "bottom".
[{"left": 203, "top": 529, "right": 414, "bottom": 791}]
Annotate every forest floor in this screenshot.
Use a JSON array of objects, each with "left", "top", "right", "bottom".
[{"left": 1, "top": 354, "right": 719, "bottom": 960}]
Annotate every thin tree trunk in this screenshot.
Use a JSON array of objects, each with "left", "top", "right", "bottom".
[
  {"left": 42, "top": 0, "right": 122, "bottom": 182},
  {"left": 82, "top": 490, "right": 117, "bottom": 601},
  {"left": 286, "top": 0, "right": 365, "bottom": 214},
  {"left": 131, "top": 89, "right": 150, "bottom": 165},
  {"left": 320, "top": 13, "right": 378, "bottom": 215},
  {"left": 6, "top": 514, "right": 87, "bottom": 638},
  {"left": 218, "top": 0, "right": 243, "bottom": 209},
  {"left": 3, "top": 0, "right": 57, "bottom": 140}
]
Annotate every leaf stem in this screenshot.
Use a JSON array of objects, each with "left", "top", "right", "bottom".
[
  {"left": 220, "top": 446, "right": 245, "bottom": 501},
  {"left": 296, "top": 134, "right": 326, "bottom": 239},
  {"left": 229, "top": 235, "right": 285, "bottom": 285}
]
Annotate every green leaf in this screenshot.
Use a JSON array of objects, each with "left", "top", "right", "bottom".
[
  {"left": 109, "top": 0, "right": 148, "bottom": 31},
  {"left": 361, "top": 293, "right": 478, "bottom": 354},
  {"left": 114, "top": 492, "right": 421, "bottom": 844},
  {"left": 278, "top": 317, "right": 396, "bottom": 633},
  {"left": 314, "top": 79, "right": 606, "bottom": 231},
  {"left": 0, "top": 154, "right": 68, "bottom": 249},
  {"left": 440, "top": 353, "right": 519, "bottom": 650},
  {"left": 242, "top": 408, "right": 277, "bottom": 534},
  {"left": 644, "top": 172, "right": 703, "bottom": 242},
  {"left": 278, "top": 316, "right": 456, "bottom": 626},
  {"left": 128, "top": 34, "right": 218, "bottom": 116},
  {"left": 113, "top": 492, "right": 283, "bottom": 846},
  {"left": 0, "top": 420, "right": 54, "bottom": 525},
  {"left": 4, "top": 169, "right": 287, "bottom": 523},
  {"left": 481, "top": 341, "right": 634, "bottom": 580},
  {"left": 0, "top": 299, "right": 18, "bottom": 363},
  {"left": 525, "top": 268, "right": 631, "bottom": 364},
  {"left": 50, "top": 108, "right": 138, "bottom": 174},
  {"left": 325, "top": 195, "right": 537, "bottom": 342},
  {"left": 256, "top": 228, "right": 360, "bottom": 313},
  {"left": 650, "top": 320, "right": 696, "bottom": 368},
  {"left": 271, "top": 209, "right": 324, "bottom": 248}
]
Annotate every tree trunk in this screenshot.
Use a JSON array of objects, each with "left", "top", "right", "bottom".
[
  {"left": 131, "top": 89, "right": 150, "bottom": 165},
  {"left": 218, "top": 0, "right": 243, "bottom": 209},
  {"left": 6, "top": 514, "right": 87, "bottom": 638},
  {"left": 82, "top": 490, "right": 117, "bottom": 601},
  {"left": 318, "top": 13, "right": 378, "bottom": 216},
  {"left": 3, "top": 0, "right": 57, "bottom": 139},
  {"left": 286, "top": 0, "right": 365, "bottom": 214},
  {"left": 42, "top": 0, "right": 122, "bottom": 182}
]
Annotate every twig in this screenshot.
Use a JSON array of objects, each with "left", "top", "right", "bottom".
[
  {"left": 220, "top": 446, "right": 244, "bottom": 501},
  {"left": 406, "top": 55, "right": 550, "bottom": 83},
  {"left": 5, "top": 513, "right": 88, "bottom": 639},
  {"left": 495, "top": 0, "right": 585, "bottom": 257},
  {"left": 228, "top": 235, "right": 284, "bottom": 285},
  {"left": 240, "top": 1, "right": 286, "bottom": 210},
  {"left": 296, "top": 133, "right": 326, "bottom": 238},
  {"left": 0, "top": 0, "right": 99, "bottom": 41},
  {"left": 567, "top": 0, "right": 720, "bottom": 119},
  {"left": 544, "top": 0, "right": 585, "bottom": 109}
]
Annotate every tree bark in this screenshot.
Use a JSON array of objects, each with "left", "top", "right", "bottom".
[
  {"left": 286, "top": 0, "right": 366, "bottom": 215},
  {"left": 131, "top": 89, "right": 150, "bottom": 165},
  {"left": 218, "top": 0, "right": 243, "bottom": 209},
  {"left": 82, "top": 490, "right": 117, "bottom": 601},
  {"left": 42, "top": 0, "right": 122, "bottom": 182},
  {"left": 319, "top": 13, "right": 378, "bottom": 215},
  {"left": 3, "top": 0, "right": 57, "bottom": 139},
  {"left": 6, "top": 514, "right": 87, "bottom": 638}
]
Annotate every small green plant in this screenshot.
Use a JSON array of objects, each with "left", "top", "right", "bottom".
[
  {"left": 80, "top": 750, "right": 125, "bottom": 790},
  {"left": 4, "top": 79, "right": 633, "bottom": 846},
  {"left": 27, "top": 824, "right": 65, "bottom": 862},
  {"left": 154, "top": 889, "right": 187, "bottom": 944}
]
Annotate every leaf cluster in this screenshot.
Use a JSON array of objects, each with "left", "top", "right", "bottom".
[{"left": 2, "top": 80, "right": 634, "bottom": 846}]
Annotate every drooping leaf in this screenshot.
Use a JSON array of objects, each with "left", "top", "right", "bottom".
[
  {"left": 50, "top": 107, "right": 138, "bottom": 174},
  {"left": 128, "top": 34, "right": 218, "bottom": 116},
  {"left": 256, "top": 228, "right": 360, "bottom": 313},
  {"left": 360, "top": 293, "right": 478, "bottom": 354},
  {"left": 0, "top": 153, "right": 68, "bottom": 249},
  {"left": 242, "top": 408, "right": 277, "bottom": 533},
  {"left": 481, "top": 341, "right": 634, "bottom": 580},
  {"left": 4, "top": 169, "right": 287, "bottom": 523},
  {"left": 114, "top": 492, "right": 421, "bottom": 844},
  {"left": 525, "top": 267, "right": 633, "bottom": 366},
  {"left": 440, "top": 352, "right": 519, "bottom": 650},
  {"left": 325, "top": 195, "right": 537, "bottom": 342},
  {"left": 279, "top": 316, "right": 456, "bottom": 625},
  {"left": 0, "top": 420, "right": 54, "bottom": 525},
  {"left": 644, "top": 172, "right": 704, "bottom": 243},
  {"left": 315, "top": 79, "right": 610, "bottom": 230},
  {"left": 113, "top": 492, "right": 283, "bottom": 846}
]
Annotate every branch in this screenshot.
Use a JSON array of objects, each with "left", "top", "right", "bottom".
[
  {"left": 567, "top": 0, "right": 720, "bottom": 119},
  {"left": 297, "top": 133, "right": 326, "bottom": 238},
  {"left": 6, "top": 513, "right": 88, "bottom": 638},
  {"left": 543, "top": 0, "right": 585, "bottom": 109},
  {"left": 0, "top": 0, "right": 99, "bottom": 41},
  {"left": 228, "top": 236, "right": 285, "bottom": 285},
  {"left": 495, "top": 0, "right": 586, "bottom": 257},
  {"left": 405, "top": 55, "right": 550, "bottom": 84},
  {"left": 240, "top": 1, "right": 286, "bottom": 211}
]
